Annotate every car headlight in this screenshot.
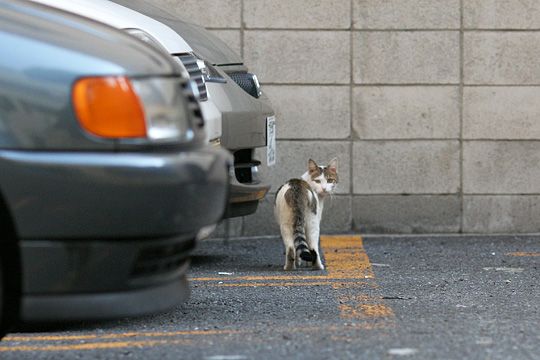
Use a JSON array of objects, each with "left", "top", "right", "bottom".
[{"left": 72, "top": 76, "right": 193, "bottom": 142}]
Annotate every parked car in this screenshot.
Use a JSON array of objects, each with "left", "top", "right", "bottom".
[
  {"left": 113, "top": 0, "right": 277, "bottom": 218},
  {"left": 30, "top": 0, "right": 276, "bottom": 220},
  {"left": 29, "top": 0, "right": 222, "bottom": 145},
  {"left": 0, "top": 0, "right": 230, "bottom": 338}
]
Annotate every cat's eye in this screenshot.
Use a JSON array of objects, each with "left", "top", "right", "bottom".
[{"left": 314, "top": 180, "right": 321, "bottom": 184}]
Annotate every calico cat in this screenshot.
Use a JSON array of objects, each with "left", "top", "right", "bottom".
[{"left": 274, "top": 158, "right": 338, "bottom": 270}]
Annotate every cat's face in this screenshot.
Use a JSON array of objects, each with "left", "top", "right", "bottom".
[{"left": 302, "top": 158, "right": 338, "bottom": 196}]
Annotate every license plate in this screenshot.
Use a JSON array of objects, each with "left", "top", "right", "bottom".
[{"left": 266, "top": 116, "right": 276, "bottom": 167}]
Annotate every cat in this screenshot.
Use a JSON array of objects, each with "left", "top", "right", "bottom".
[{"left": 274, "top": 158, "right": 338, "bottom": 271}]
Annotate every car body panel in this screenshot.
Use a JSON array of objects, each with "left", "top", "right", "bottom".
[
  {"left": 206, "top": 80, "right": 274, "bottom": 150},
  {"left": 0, "top": 148, "right": 229, "bottom": 239}
]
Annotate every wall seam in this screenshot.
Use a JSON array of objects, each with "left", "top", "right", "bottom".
[
  {"left": 349, "top": 0, "right": 354, "bottom": 231},
  {"left": 459, "top": 0, "right": 465, "bottom": 233}
]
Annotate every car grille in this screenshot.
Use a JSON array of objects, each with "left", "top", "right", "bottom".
[
  {"left": 180, "top": 79, "right": 204, "bottom": 129},
  {"left": 131, "top": 239, "right": 195, "bottom": 278},
  {"left": 176, "top": 54, "right": 208, "bottom": 101},
  {"left": 227, "top": 72, "right": 261, "bottom": 98}
]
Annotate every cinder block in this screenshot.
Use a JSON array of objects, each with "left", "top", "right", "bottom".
[
  {"left": 352, "top": 195, "right": 461, "bottom": 233},
  {"left": 464, "top": 87, "right": 540, "bottom": 139},
  {"left": 255, "top": 140, "right": 351, "bottom": 195},
  {"left": 353, "top": 32, "right": 460, "bottom": 84},
  {"left": 354, "top": 0, "right": 460, "bottom": 29},
  {"left": 244, "top": 0, "right": 350, "bottom": 29},
  {"left": 353, "top": 86, "right": 460, "bottom": 139},
  {"left": 244, "top": 31, "right": 350, "bottom": 84},
  {"left": 209, "top": 30, "right": 241, "bottom": 56},
  {"left": 464, "top": 0, "right": 540, "bottom": 29},
  {"left": 464, "top": 32, "right": 540, "bottom": 84},
  {"left": 319, "top": 195, "right": 353, "bottom": 234},
  {"left": 464, "top": 196, "right": 540, "bottom": 233},
  {"left": 353, "top": 141, "right": 460, "bottom": 194},
  {"left": 150, "top": 0, "right": 241, "bottom": 28},
  {"left": 463, "top": 141, "right": 540, "bottom": 194},
  {"left": 264, "top": 85, "right": 350, "bottom": 139},
  {"left": 242, "top": 195, "right": 352, "bottom": 236}
]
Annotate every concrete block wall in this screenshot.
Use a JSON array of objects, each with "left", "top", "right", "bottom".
[{"left": 158, "top": 0, "right": 540, "bottom": 234}]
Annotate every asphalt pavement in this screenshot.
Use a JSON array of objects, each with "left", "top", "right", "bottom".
[{"left": 1, "top": 234, "right": 538, "bottom": 360}]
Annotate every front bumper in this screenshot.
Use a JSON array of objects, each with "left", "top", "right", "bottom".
[
  {"left": 0, "top": 146, "right": 230, "bottom": 239},
  {"left": 206, "top": 82, "right": 274, "bottom": 151},
  {"left": 0, "top": 145, "right": 231, "bottom": 321},
  {"left": 20, "top": 235, "right": 194, "bottom": 322},
  {"left": 207, "top": 79, "right": 274, "bottom": 217}
]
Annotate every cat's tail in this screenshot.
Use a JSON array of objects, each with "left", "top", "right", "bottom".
[
  {"left": 292, "top": 204, "right": 315, "bottom": 263},
  {"left": 294, "top": 233, "right": 314, "bottom": 262}
]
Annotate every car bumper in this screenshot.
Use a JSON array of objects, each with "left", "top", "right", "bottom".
[
  {"left": 0, "top": 145, "right": 231, "bottom": 321},
  {"left": 0, "top": 146, "right": 231, "bottom": 239},
  {"left": 226, "top": 173, "right": 270, "bottom": 218},
  {"left": 207, "top": 81, "right": 274, "bottom": 217},
  {"left": 19, "top": 235, "right": 193, "bottom": 322},
  {"left": 206, "top": 82, "right": 274, "bottom": 151}
]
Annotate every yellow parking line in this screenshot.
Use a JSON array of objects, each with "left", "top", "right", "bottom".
[
  {"left": 0, "top": 339, "right": 190, "bottom": 352},
  {"left": 191, "top": 274, "right": 370, "bottom": 282},
  {"left": 321, "top": 235, "right": 375, "bottom": 280},
  {"left": 505, "top": 252, "right": 540, "bottom": 257},
  {"left": 192, "top": 235, "right": 373, "bottom": 284},
  {"left": 201, "top": 281, "right": 373, "bottom": 288},
  {"left": 6, "top": 329, "right": 239, "bottom": 342},
  {"left": 322, "top": 236, "right": 394, "bottom": 321}
]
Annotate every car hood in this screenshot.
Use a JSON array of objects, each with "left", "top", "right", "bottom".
[
  {"left": 154, "top": 17, "right": 242, "bottom": 66},
  {"left": 108, "top": 0, "right": 242, "bottom": 66},
  {"left": 29, "top": 0, "right": 192, "bottom": 54}
]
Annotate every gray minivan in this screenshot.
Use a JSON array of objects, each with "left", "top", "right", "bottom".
[{"left": 0, "top": 0, "right": 230, "bottom": 337}]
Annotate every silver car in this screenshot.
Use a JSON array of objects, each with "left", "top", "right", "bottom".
[{"left": 111, "top": 0, "right": 276, "bottom": 219}]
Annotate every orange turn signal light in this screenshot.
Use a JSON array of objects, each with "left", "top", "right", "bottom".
[{"left": 72, "top": 76, "right": 147, "bottom": 138}]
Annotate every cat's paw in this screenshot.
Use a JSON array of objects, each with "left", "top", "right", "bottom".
[{"left": 314, "top": 263, "right": 325, "bottom": 270}]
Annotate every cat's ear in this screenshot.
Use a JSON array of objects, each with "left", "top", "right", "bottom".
[
  {"left": 308, "top": 159, "right": 319, "bottom": 174},
  {"left": 327, "top": 158, "right": 338, "bottom": 174}
]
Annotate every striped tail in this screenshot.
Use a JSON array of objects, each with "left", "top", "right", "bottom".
[{"left": 292, "top": 197, "right": 315, "bottom": 263}]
